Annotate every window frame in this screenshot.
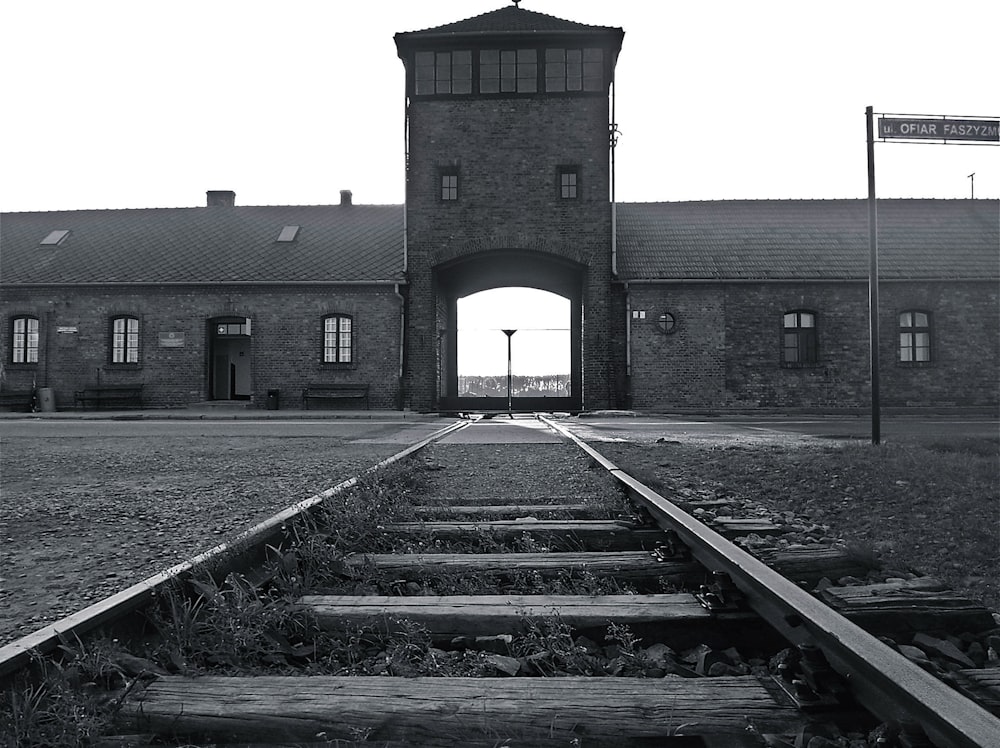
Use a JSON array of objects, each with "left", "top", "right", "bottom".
[
  {"left": 322, "top": 314, "right": 354, "bottom": 365},
  {"left": 558, "top": 167, "right": 579, "bottom": 199},
  {"left": 10, "top": 315, "right": 40, "bottom": 365},
  {"left": 415, "top": 49, "right": 473, "bottom": 96},
  {"left": 544, "top": 47, "right": 604, "bottom": 93},
  {"left": 439, "top": 168, "right": 460, "bottom": 202},
  {"left": 898, "top": 310, "right": 932, "bottom": 364},
  {"left": 110, "top": 315, "right": 141, "bottom": 365},
  {"left": 479, "top": 48, "right": 538, "bottom": 94},
  {"left": 781, "top": 310, "right": 819, "bottom": 366},
  {"left": 412, "top": 45, "right": 606, "bottom": 98}
]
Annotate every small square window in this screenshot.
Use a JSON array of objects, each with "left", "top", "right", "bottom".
[
  {"left": 277, "top": 225, "right": 299, "bottom": 242},
  {"left": 40, "top": 230, "right": 70, "bottom": 246},
  {"left": 441, "top": 172, "right": 459, "bottom": 201},
  {"left": 559, "top": 169, "right": 579, "bottom": 199},
  {"left": 782, "top": 310, "right": 819, "bottom": 365},
  {"left": 899, "top": 310, "right": 932, "bottom": 363}
]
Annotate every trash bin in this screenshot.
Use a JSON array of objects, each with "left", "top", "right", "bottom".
[
  {"left": 36, "top": 387, "right": 56, "bottom": 412},
  {"left": 266, "top": 389, "right": 280, "bottom": 410}
]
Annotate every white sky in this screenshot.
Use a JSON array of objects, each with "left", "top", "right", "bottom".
[{"left": 1, "top": 0, "right": 997, "bottom": 214}]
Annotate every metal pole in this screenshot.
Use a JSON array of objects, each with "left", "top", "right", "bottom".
[
  {"left": 502, "top": 329, "right": 516, "bottom": 418},
  {"left": 866, "top": 106, "right": 881, "bottom": 445}
]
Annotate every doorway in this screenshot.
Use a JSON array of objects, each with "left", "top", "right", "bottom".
[
  {"left": 434, "top": 251, "right": 583, "bottom": 413},
  {"left": 209, "top": 317, "right": 252, "bottom": 401},
  {"left": 457, "top": 288, "right": 571, "bottom": 401}
]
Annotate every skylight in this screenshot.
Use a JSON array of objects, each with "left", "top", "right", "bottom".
[
  {"left": 40, "top": 229, "right": 70, "bottom": 246},
  {"left": 277, "top": 225, "right": 300, "bottom": 242}
]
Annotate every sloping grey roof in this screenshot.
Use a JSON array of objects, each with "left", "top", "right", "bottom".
[
  {"left": 617, "top": 199, "right": 999, "bottom": 281},
  {"left": 2, "top": 199, "right": 995, "bottom": 286},
  {"left": 396, "top": 6, "right": 620, "bottom": 38},
  {"left": 0, "top": 204, "right": 404, "bottom": 285}
]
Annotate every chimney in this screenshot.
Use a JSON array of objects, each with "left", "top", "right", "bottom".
[
  {"left": 340, "top": 189, "right": 353, "bottom": 207},
  {"left": 207, "top": 190, "right": 236, "bottom": 207}
]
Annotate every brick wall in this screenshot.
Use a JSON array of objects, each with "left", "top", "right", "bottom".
[
  {"left": 0, "top": 285, "right": 402, "bottom": 409},
  {"left": 404, "top": 95, "right": 615, "bottom": 411},
  {"left": 627, "top": 280, "right": 999, "bottom": 411}
]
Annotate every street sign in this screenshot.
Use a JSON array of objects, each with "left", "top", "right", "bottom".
[{"left": 878, "top": 117, "right": 999, "bottom": 142}]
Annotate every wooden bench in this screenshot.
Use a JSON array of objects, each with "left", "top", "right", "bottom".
[
  {"left": 74, "top": 384, "right": 143, "bottom": 409},
  {"left": 0, "top": 389, "right": 35, "bottom": 411},
  {"left": 302, "top": 383, "right": 369, "bottom": 409}
]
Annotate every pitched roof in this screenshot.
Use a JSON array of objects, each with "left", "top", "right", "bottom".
[
  {"left": 2, "top": 199, "right": 995, "bottom": 286},
  {"left": 0, "top": 204, "right": 404, "bottom": 285},
  {"left": 616, "top": 199, "right": 999, "bottom": 281},
  {"left": 396, "top": 6, "right": 620, "bottom": 38}
]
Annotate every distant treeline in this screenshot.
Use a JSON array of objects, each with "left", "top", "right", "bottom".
[{"left": 459, "top": 374, "right": 570, "bottom": 398}]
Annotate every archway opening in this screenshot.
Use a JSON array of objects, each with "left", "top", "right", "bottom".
[{"left": 457, "top": 288, "right": 571, "bottom": 399}]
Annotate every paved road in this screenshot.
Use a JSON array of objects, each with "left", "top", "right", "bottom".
[
  {"left": 566, "top": 414, "right": 998, "bottom": 446},
  {"left": 0, "top": 418, "right": 449, "bottom": 444},
  {"left": 1, "top": 412, "right": 995, "bottom": 447}
]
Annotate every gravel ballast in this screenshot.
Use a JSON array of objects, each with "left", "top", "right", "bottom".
[
  {"left": 2, "top": 420, "right": 996, "bottom": 648},
  {"left": 0, "top": 435, "right": 404, "bottom": 646}
]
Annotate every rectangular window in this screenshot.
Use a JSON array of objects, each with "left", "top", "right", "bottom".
[
  {"left": 480, "top": 48, "right": 537, "bottom": 93},
  {"left": 899, "top": 311, "right": 931, "bottom": 362},
  {"left": 324, "top": 315, "right": 353, "bottom": 363},
  {"left": 12, "top": 316, "right": 39, "bottom": 364},
  {"left": 782, "top": 311, "right": 818, "bottom": 364},
  {"left": 112, "top": 316, "right": 140, "bottom": 364},
  {"left": 545, "top": 47, "right": 603, "bottom": 92},
  {"left": 441, "top": 172, "right": 459, "bottom": 201},
  {"left": 415, "top": 50, "right": 472, "bottom": 95},
  {"left": 559, "top": 168, "right": 578, "bottom": 199}
]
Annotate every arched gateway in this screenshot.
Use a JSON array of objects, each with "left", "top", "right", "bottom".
[
  {"left": 436, "top": 249, "right": 584, "bottom": 412},
  {"left": 394, "top": 7, "right": 626, "bottom": 413}
]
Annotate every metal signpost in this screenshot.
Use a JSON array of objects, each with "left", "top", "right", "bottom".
[{"left": 864, "top": 109, "right": 998, "bottom": 444}]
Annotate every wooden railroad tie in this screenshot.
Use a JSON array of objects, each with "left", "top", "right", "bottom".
[
  {"left": 817, "top": 577, "right": 996, "bottom": 633},
  {"left": 297, "top": 593, "right": 755, "bottom": 639},
  {"left": 381, "top": 519, "right": 666, "bottom": 551},
  {"left": 347, "top": 545, "right": 872, "bottom": 588},
  {"left": 121, "top": 675, "right": 801, "bottom": 744},
  {"left": 411, "top": 503, "right": 613, "bottom": 519}
]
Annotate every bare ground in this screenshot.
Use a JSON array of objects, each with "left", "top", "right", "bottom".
[{"left": 1, "top": 425, "right": 996, "bottom": 648}]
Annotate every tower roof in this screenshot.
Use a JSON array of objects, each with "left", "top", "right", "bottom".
[{"left": 395, "top": 5, "right": 624, "bottom": 50}]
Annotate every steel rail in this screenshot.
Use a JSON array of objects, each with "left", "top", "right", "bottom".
[
  {"left": 0, "top": 418, "right": 469, "bottom": 679},
  {"left": 541, "top": 415, "right": 1000, "bottom": 748}
]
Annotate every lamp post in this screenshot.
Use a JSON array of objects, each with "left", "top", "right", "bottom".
[{"left": 502, "top": 329, "right": 516, "bottom": 418}]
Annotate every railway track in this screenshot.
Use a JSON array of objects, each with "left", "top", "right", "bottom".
[{"left": 1, "top": 415, "right": 998, "bottom": 747}]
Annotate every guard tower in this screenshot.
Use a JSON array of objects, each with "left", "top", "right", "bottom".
[{"left": 395, "top": 5, "right": 625, "bottom": 412}]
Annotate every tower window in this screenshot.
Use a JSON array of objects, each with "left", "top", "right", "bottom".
[
  {"left": 415, "top": 50, "right": 472, "bottom": 95},
  {"left": 559, "top": 168, "right": 579, "bottom": 199},
  {"left": 480, "top": 48, "right": 537, "bottom": 94},
  {"left": 440, "top": 170, "right": 460, "bottom": 201},
  {"left": 545, "top": 48, "right": 604, "bottom": 92}
]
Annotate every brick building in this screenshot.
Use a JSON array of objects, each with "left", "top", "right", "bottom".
[{"left": 2, "top": 6, "right": 997, "bottom": 413}]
